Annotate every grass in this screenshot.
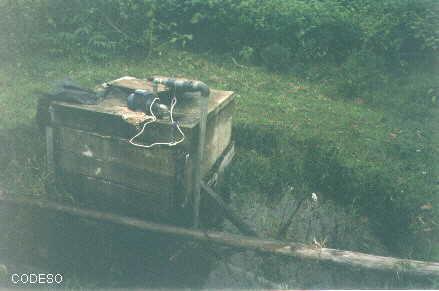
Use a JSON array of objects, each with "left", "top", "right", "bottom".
[{"left": 0, "top": 49, "right": 437, "bottom": 266}]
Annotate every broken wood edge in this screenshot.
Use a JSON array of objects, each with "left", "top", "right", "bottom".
[{"left": 1, "top": 196, "right": 439, "bottom": 278}]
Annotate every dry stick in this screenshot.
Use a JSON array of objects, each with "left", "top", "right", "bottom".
[
  {"left": 276, "top": 194, "right": 308, "bottom": 240},
  {"left": 1, "top": 196, "right": 439, "bottom": 277},
  {"left": 102, "top": 14, "right": 137, "bottom": 43},
  {"left": 201, "top": 182, "right": 258, "bottom": 237}
]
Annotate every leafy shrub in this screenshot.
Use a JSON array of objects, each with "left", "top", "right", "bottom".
[
  {"left": 170, "top": 0, "right": 362, "bottom": 62},
  {"left": 238, "top": 46, "right": 255, "bottom": 64},
  {"left": 260, "top": 43, "right": 292, "bottom": 71},
  {"left": 352, "top": 0, "right": 439, "bottom": 64},
  {"left": 0, "top": 0, "right": 48, "bottom": 57},
  {"left": 43, "top": 0, "right": 160, "bottom": 60},
  {"left": 327, "top": 51, "right": 388, "bottom": 100},
  {"left": 3, "top": 0, "right": 437, "bottom": 66},
  {"left": 0, "top": 0, "right": 194, "bottom": 60}
]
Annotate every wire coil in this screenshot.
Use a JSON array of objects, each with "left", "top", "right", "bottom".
[{"left": 128, "top": 95, "right": 185, "bottom": 148}]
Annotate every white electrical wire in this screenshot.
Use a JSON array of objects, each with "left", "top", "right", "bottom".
[
  {"left": 128, "top": 95, "right": 185, "bottom": 148},
  {"left": 169, "top": 96, "right": 186, "bottom": 146}
]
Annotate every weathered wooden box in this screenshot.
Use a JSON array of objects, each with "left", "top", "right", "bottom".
[{"left": 39, "top": 77, "right": 234, "bottom": 224}]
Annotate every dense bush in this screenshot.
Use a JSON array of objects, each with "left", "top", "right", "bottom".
[
  {"left": 0, "top": 0, "right": 190, "bottom": 60},
  {"left": 0, "top": 0, "right": 47, "bottom": 57},
  {"left": 352, "top": 0, "right": 439, "bottom": 64},
  {"left": 2, "top": 0, "right": 437, "bottom": 66},
  {"left": 173, "top": 0, "right": 363, "bottom": 63},
  {"left": 327, "top": 50, "right": 388, "bottom": 100}
]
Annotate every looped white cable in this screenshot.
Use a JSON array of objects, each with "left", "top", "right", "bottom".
[
  {"left": 128, "top": 96, "right": 185, "bottom": 148},
  {"left": 168, "top": 96, "right": 185, "bottom": 146}
]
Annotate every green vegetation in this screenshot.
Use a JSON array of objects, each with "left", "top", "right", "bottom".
[
  {"left": 1, "top": 49, "right": 437, "bottom": 258},
  {"left": 2, "top": 1, "right": 438, "bottom": 64},
  {"left": 0, "top": 0, "right": 438, "bottom": 285}
]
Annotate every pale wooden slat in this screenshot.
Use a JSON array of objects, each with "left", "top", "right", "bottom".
[
  {"left": 56, "top": 150, "right": 174, "bottom": 195},
  {"left": 56, "top": 126, "right": 177, "bottom": 177}
]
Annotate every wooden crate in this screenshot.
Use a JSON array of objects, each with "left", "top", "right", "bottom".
[{"left": 40, "top": 77, "right": 235, "bottom": 225}]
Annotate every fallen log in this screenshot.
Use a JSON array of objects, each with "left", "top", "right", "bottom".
[{"left": 1, "top": 196, "right": 439, "bottom": 277}]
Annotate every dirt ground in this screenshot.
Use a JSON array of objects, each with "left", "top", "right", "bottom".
[{"left": 202, "top": 189, "right": 429, "bottom": 289}]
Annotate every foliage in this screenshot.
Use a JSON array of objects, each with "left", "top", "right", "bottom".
[
  {"left": 260, "top": 43, "right": 292, "bottom": 72},
  {"left": 2, "top": 0, "right": 437, "bottom": 66},
  {"left": 352, "top": 0, "right": 439, "bottom": 63},
  {"left": 0, "top": 0, "right": 47, "bottom": 57},
  {"left": 238, "top": 46, "right": 256, "bottom": 64},
  {"left": 163, "top": 0, "right": 436, "bottom": 67},
  {"left": 0, "top": 0, "right": 437, "bottom": 263},
  {"left": 0, "top": 0, "right": 193, "bottom": 60},
  {"left": 326, "top": 51, "right": 389, "bottom": 100},
  {"left": 41, "top": 0, "right": 165, "bottom": 60}
]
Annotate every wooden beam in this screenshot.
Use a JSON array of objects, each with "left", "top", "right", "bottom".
[
  {"left": 276, "top": 194, "right": 308, "bottom": 239},
  {"left": 1, "top": 196, "right": 439, "bottom": 277},
  {"left": 201, "top": 182, "right": 258, "bottom": 237}
]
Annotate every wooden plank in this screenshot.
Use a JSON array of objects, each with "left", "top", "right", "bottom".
[
  {"left": 36, "top": 96, "right": 51, "bottom": 129},
  {"left": 199, "top": 142, "right": 235, "bottom": 227},
  {"left": 192, "top": 96, "right": 209, "bottom": 227},
  {"left": 107, "top": 76, "right": 165, "bottom": 92},
  {"left": 50, "top": 89, "right": 234, "bottom": 129},
  {"left": 202, "top": 99, "right": 234, "bottom": 174},
  {"left": 56, "top": 150, "right": 174, "bottom": 194},
  {"left": 58, "top": 171, "right": 172, "bottom": 221},
  {"left": 170, "top": 90, "right": 235, "bottom": 126},
  {"left": 50, "top": 101, "right": 141, "bottom": 140},
  {"left": 181, "top": 150, "right": 193, "bottom": 209},
  {"left": 181, "top": 98, "right": 234, "bottom": 177},
  {"left": 217, "top": 142, "right": 235, "bottom": 175},
  {"left": 50, "top": 98, "right": 234, "bottom": 173},
  {"left": 55, "top": 126, "right": 177, "bottom": 177},
  {"left": 183, "top": 141, "right": 235, "bottom": 206},
  {"left": 201, "top": 181, "right": 258, "bottom": 237},
  {"left": 3, "top": 196, "right": 439, "bottom": 278},
  {"left": 102, "top": 77, "right": 235, "bottom": 127},
  {"left": 205, "top": 142, "right": 235, "bottom": 188},
  {"left": 173, "top": 148, "right": 189, "bottom": 210},
  {"left": 47, "top": 89, "right": 234, "bottom": 160},
  {"left": 50, "top": 101, "right": 192, "bottom": 152},
  {"left": 45, "top": 126, "right": 54, "bottom": 176}
]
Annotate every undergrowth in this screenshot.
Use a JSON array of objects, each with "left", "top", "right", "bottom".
[
  {"left": 0, "top": 48, "right": 437, "bottom": 263},
  {"left": 0, "top": 1, "right": 437, "bottom": 287}
]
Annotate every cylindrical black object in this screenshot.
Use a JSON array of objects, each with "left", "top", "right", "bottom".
[{"left": 127, "top": 89, "right": 168, "bottom": 118}]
